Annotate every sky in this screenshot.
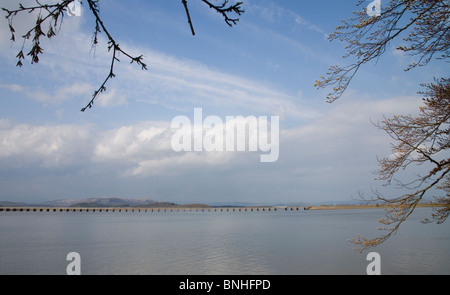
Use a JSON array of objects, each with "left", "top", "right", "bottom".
[{"left": 0, "top": 0, "right": 445, "bottom": 205}]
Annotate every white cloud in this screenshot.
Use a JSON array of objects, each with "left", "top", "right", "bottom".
[
  {"left": 92, "top": 121, "right": 245, "bottom": 177},
  {"left": 93, "top": 122, "right": 173, "bottom": 162},
  {"left": 0, "top": 122, "right": 93, "bottom": 168},
  {"left": 1, "top": 80, "right": 94, "bottom": 105},
  {"left": 248, "top": 0, "right": 324, "bottom": 34},
  {"left": 280, "top": 94, "right": 422, "bottom": 180},
  {"left": 120, "top": 48, "right": 319, "bottom": 120},
  {"left": 0, "top": 119, "right": 12, "bottom": 129},
  {"left": 123, "top": 152, "right": 240, "bottom": 177},
  {"left": 0, "top": 83, "right": 23, "bottom": 92},
  {"left": 28, "top": 82, "right": 93, "bottom": 104},
  {"left": 96, "top": 88, "right": 128, "bottom": 107}
]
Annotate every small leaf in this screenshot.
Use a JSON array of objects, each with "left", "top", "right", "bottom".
[
  {"left": 16, "top": 51, "right": 24, "bottom": 59},
  {"left": 47, "top": 26, "right": 55, "bottom": 38}
]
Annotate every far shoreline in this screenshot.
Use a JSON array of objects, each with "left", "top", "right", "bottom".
[
  {"left": 0, "top": 202, "right": 443, "bottom": 213},
  {"left": 308, "top": 203, "right": 441, "bottom": 211}
]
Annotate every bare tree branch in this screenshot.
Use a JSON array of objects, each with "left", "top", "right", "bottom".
[
  {"left": 314, "top": 0, "right": 449, "bottom": 251},
  {"left": 315, "top": 0, "right": 449, "bottom": 103},
  {"left": 182, "top": 0, "right": 196, "bottom": 36},
  {"left": 2, "top": 0, "right": 74, "bottom": 66},
  {"left": 80, "top": 0, "right": 147, "bottom": 112},
  {"left": 351, "top": 78, "right": 450, "bottom": 252},
  {"left": 201, "top": 0, "right": 244, "bottom": 27},
  {"left": 2, "top": 0, "right": 245, "bottom": 111},
  {"left": 181, "top": 0, "right": 245, "bottom": 35}
]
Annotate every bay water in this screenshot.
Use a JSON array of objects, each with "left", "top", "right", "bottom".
[{"left": 0, "top": 208, "right": 449, "bottom": 275}]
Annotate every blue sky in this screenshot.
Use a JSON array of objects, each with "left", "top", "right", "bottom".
[{"left": 0, "top": 0, "right": 444, "bottom": 205}]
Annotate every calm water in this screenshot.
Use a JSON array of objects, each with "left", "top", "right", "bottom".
[{"left": 0, "top": 208, "right": 448, "bottom": 275}]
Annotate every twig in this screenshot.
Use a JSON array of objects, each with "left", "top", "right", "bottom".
[{"left": 182, "top": 0, "right": 195, "bottom": 35}]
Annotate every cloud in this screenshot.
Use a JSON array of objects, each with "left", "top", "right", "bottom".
[
  {"left": 96, "top": 88, "right": 128, "bottom": 107},
  {"left": 0, "top": 83, "right": 24, "bottom": 92},
  {"left": 2, "top": 14, "right": 317, "bottom": 119},
  {"left": 123, "top": 152, "right": 241, "bottom": 177},
  {"left": 27, "top": 82, "right": 93, "bottom": 104},
  {"left": 1, "top": 80, "right": 93, "bottom": 105},
  {"left": 92, "top": 121, "right": 247, "bottom": 177},
  {"left": 0, "top": 121, "right": 94, "bottom": 168},
  {"left": 0, "top": 91, "right": 425, "bottom": 203},
  {"left": 93, "top": 122, "right": 173, "bottom": 162},
  {"left": 123, "top": 48, "right": 316, "bottom": 119},
  {"left": 279, "top": 93, "right": 422, "bottom": 185},
  {"left": 247, "top": 0, "right": 325, "bottom": 34}
]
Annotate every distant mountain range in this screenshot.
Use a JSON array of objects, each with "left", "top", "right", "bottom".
[
  {"left": 0, "top": 198, "right": 179, "bottom": 208},
  {"left": 0, "top": 197, "right": 371, "bottom": 208},
  {"left": 45, "top": 198, "right": 169, "bottom": 208}
]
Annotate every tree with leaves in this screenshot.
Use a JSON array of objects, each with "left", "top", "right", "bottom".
[
  {"left": 2, "top": 0, "right": 244, "bottom": 111},
  {"left": 315, "top": 0, "right": 449, "bottom": 252}
]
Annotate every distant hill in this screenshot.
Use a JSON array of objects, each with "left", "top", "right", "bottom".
[
  {"left": 0, "top": 198, "right": 370, "bottom": 209},
  {"left": 44, "top": 198, "right": 177, "bottom": 208},
  {"left": 0, "top": 198, "right": 213, "bottom": 208}
]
